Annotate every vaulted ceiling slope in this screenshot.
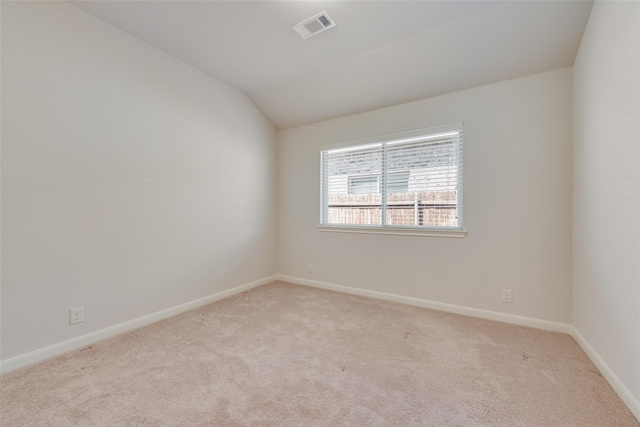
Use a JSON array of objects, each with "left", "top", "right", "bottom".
[{"left": 70, "top": 1, "right": 593, "bottom": 130}]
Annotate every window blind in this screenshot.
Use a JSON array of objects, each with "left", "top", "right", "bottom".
[{"left": 320, "top": 123, "right": 463, "bottom": 230}]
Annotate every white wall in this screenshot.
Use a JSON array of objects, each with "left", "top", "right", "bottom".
[
  {"left": 1, "top": 2, "right": 277, "bottom": 361},
  {"left": 278, "top": 68, "right": 573, "bottom": 323},
  {"left": 573, "top": 0, "right": 640, "bottom": 410}
]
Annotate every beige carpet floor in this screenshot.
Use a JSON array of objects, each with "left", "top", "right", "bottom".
[{"left": 1, "top": 281, "right": 638, "bottom": 426}]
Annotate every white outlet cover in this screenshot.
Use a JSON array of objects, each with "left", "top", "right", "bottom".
[
  {"left": 70, "top": 306, "right": 85, "bottom": 325},
  {"left": 501, "top": 290, "right": 513, "bottom": 303}
]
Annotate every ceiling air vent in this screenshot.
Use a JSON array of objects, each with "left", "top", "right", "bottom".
[{"left": 292, "top": 11, "right": 336, "bottom": 40}]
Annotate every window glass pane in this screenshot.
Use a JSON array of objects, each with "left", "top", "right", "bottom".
[
  {"left": 386, "top": 137, "right": 459, "bottom": 227},
  {"left": 324, "top": 146, "right": 382, "bottom": 226}
]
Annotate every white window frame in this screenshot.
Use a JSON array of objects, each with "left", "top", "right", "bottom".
[{"left": 319, "top": 123, "right": 467, "bottom": 238}]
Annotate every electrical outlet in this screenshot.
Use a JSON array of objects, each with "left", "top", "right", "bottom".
[
  {"left": 308, "top": 263, "right": 314, "bottom": 273},
  {"left": 69, "top": 306, "right": 84, "bottom": 325},
  {"left": 501, "top": 289, "right": 513, "bottom": 304}
]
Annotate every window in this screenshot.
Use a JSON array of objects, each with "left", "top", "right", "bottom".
[
  {"left": 386, "top": 171, "right": 410, "bottom": 193},
  {"left": 349, "top": 175, "right": 379, "bottom": 194},
  {"left": 348, "top": 172, "right": 409, "bottom": 195},
  {"left": 320, "top": 123, "right": 465, "bottom": 236}
]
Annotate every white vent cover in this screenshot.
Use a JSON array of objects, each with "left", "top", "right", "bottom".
[{"left": 292, "top": 11, "right": 336, "bottom": 40}]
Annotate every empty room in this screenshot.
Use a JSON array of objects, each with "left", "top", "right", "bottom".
[{"left": 1, "top": 0, "right": 639, "bottom": 425}]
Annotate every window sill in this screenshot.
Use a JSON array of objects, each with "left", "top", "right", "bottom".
[{"left": 317, "top": 225, "right": 467, "bottom": 238}]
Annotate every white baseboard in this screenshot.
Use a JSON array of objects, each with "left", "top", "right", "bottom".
[
  {"left": 276, "top": 275, "right": 573, "bottom": 334},
  {"left": 570, "top": 327, "right": 640, "bottom": 422},
  {"left": 0, "top": 275, "right": 277, "bottom": 374}
]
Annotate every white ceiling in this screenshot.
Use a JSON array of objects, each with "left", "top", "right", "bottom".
[{"left": 71, "top": 1, "right": 593, "bottom": 130}]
